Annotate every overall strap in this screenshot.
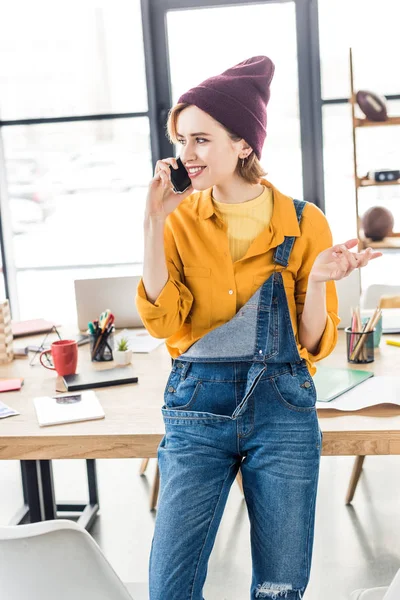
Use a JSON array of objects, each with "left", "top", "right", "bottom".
[{"left": 273, "top": 198, "right": 307, "bottom": 268}]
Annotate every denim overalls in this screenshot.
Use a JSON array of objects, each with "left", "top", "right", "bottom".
[{"left": 150, "top": 200, "right": 323, "bottom": 600}]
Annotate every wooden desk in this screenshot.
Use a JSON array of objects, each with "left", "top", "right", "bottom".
[
  {"left": 318, "top": 332, "right": 400, "bottom": 456},
  {"left": 0, "top": 329, "right": 399, "bottom": 524}
]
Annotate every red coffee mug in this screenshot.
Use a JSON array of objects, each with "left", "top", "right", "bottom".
[{"left": 39, "top": 340, "right": 78, "bottom": 376}]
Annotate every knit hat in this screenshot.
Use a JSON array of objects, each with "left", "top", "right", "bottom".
[{"left": 178, "top": 56, "right": 275, "bottom": 159}]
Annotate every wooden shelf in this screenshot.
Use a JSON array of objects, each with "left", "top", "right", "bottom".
[
  {"left": 349, "top": 48, "right": 400, "bottom": 254},
  {"left": 354, "top": 116, "right": 400, "bottom": 128},
  {"left": 360, "top": 235, "right": 400, "bottom": 250},
  {"left": 358, "top": 177, "right": 400, "bottom": 188}
]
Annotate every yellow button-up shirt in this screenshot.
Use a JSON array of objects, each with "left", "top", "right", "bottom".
[{"left": 136, "top": 179, "right": 340, "bottom": 375}]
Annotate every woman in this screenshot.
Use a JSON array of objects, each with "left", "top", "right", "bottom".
[{"left": 136, "top": 56, "right": 381, "bottom": 600}]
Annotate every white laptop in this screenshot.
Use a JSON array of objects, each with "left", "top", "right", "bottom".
[{"left": 74, "top": 276, "right": 144, "bottom": 331}]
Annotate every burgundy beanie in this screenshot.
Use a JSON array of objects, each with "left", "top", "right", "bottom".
[{"left": 177, "top": 56, "right": 275, "bottom": 159}]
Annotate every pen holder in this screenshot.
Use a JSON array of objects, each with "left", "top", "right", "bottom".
[
  {"left": 89, "top": 329, "right": 114, "bottom": 362},
  {"left": 345, "top": 327, "right": 375, "bottom": 364},
  {"left": 361, "top": 311, "right": 383, "bottom": 348}
]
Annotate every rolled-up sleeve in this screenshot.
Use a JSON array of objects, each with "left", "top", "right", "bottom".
[
  {"left": 135, "top": 220, "right": 194, "bottom": 339},
  {"left": 305, "top": 301, "right": 341, "bottom": 363},
  {"left": 295, "top": 213, "right": 341, "bottom": 363}
]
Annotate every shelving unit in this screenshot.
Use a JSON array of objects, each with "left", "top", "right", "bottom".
[{"left": 349, "top": 48, "right": 400, "bottom": 250}]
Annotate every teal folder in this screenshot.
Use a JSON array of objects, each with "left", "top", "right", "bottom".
[{"left": 313, "top": 366, "right": 374, "bottom": 403}]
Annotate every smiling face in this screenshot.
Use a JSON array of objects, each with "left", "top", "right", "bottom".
[{"left": 176, "top": 105, "right": 248, "bottom": 190}]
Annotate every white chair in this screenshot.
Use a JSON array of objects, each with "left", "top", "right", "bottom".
[
  {"left": 0, "top": 519, "right": 148, "bottom": 600},
  {"left": 350, "top": 568, "right": 400, "bottom": 600}
]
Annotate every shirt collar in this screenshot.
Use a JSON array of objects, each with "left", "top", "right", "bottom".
[{"left": 196, "top": 178, "right": 301, "bottom": 238}]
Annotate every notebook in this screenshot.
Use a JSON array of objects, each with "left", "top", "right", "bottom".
[
  {"left": 0, "top": 378, "right": 24, "bottom": 392},
  {"left": 10, "top": 319, "right": 59, "bottom": 337},
  {"left": 314, "top": 366, "right": 374, "bottom": 403},
  {"left": 33, "top": 390, "right": 105, "bottom": 427},
  {"left": 56, "top": 366, "right": 138, "bottom": 392}
]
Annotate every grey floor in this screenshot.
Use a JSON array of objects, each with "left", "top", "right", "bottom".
[{"left": 1, "top": 454, "right": 399, "bottom": 599}]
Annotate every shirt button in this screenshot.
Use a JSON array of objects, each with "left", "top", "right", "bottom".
[
  {"left": 228, "top": 289, "right": 234, "bottom": 295},
  {"left": 259, "top": 350, "right": 263, "bottom": 354},
  {"left": 303, "top": 381, "right": 311, "bottom": 389},
  {"left": 168, "top": 386, "right": 175, "bottom": 393}
]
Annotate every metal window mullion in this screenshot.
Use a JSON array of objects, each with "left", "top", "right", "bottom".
[
  {"left": 295, "top": 0, "right": 325, "bottom": 211},
  {"left": 141, "top": 0, "right": 174, "bottom": 165},
  {"left": 0, "top": 111, "right": 149, "bottom": 127}
]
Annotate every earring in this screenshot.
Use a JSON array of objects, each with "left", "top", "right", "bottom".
[{"left": 241, "top": 157, "right": 245, "bottom": 168}]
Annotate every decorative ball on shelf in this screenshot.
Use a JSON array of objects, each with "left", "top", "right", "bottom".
[
  {"left": 356, "top": 90, "right": 388, "bottom": 122},
  {"left": 361, "top": 206, "right": 394, "bottom": 241}
]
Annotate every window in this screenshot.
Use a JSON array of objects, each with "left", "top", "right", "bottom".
[
  {"left": 0, "top": 3, "right": 151, "bottom": 321},
  {"left": 0, "top": 4, "right": 147, "bottom": 120},
  {"left": 319, "top": 0, "right": 400, "bottom": 100},
  {"left": 166, "top": 2, "right": 303, "bottom": 197}
]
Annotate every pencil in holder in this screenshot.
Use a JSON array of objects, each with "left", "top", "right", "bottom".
[
  {"left": 89, "top": 328, "right": 114, "bottom": 362},
  {"left": 345, "top": 326, "right": 375, "bottom": 363}
]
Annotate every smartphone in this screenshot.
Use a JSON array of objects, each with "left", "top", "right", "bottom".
[{"left": 169, "top": 157, "right": 192, "bottom": 194}]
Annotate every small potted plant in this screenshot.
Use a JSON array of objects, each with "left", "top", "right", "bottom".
[{"left": 114, "top": 337, "right": 132, "bottom": 366}]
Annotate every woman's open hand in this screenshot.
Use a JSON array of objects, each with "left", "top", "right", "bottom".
[{"left": 309, "top": 238, "right": 383, "bottom": 283}]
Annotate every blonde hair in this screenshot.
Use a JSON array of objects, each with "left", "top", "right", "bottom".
[{"left": 166, "top": 103, "right": 267, "bottom": 185}]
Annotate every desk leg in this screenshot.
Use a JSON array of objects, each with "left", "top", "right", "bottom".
[
  {"left": 56, "top": 459, "right": 99, "bottom": 531},
  {"left": 78, "top": 459, "right": 99, "bottom": 531},
  {"left": 9, "top": 461, "right": 42, "bottom": 525},
  {"left": 10, "top": 459, "right": 99, "bottom": 530},
  {"left": 87, "top": 459, "right": 99, "bottom": 505},
  {"left": 23, "top": 461, "right": 43, "bottom": 523},
  {"left": 39, "top": 460, "right": 57, "bottom": 520},
  {"left": 345, "top": 455, "right": 365, "bottom": 505}
]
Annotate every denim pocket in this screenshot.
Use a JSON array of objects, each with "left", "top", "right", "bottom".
[
  {"left": 164, "top": 373, "right": 202, "bottom": 411},
  {"left": 270, "top": 370, "right": 316, "bottom": 413}
]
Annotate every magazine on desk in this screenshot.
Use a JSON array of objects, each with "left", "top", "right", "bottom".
[
  {"left": 33, "top": 390, "right": 105, "bottom": 426},
  {"left": 0, "top": 401, "right": 20, "bottom": 419}
]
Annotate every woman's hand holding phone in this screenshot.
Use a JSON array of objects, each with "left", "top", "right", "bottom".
[{"left": 145, "top": 157, "right": 193, "bottom": 220}]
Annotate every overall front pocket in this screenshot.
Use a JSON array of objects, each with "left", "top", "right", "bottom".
[
  {"left": 164, "top": 374, "right": 202, "bottom": 411},
  {"left": 270, "top": 370, "right": 316, "bottom": 413}
]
